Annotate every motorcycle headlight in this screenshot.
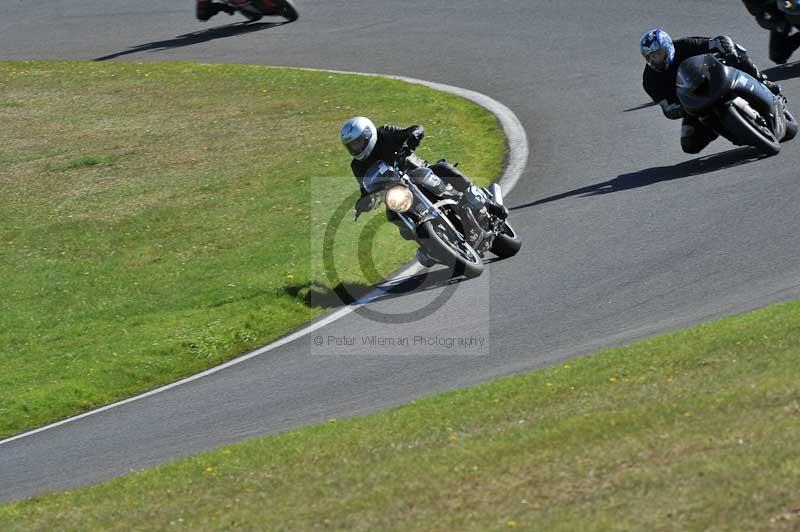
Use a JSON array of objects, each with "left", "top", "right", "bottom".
[{"left": 385, "top": 186, "right": 413, "bottom": 213}]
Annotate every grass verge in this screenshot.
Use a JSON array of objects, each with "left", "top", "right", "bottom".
[
  {"left": 0, "top": 60, "right": 505, "bottom": 439},
  {"left": 3, "top": 299, "right": 800, "bottom": 530}
]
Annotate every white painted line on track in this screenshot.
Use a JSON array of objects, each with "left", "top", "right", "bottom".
[{"left": 0, "top": 68, "right": 529, "bottom": 448}]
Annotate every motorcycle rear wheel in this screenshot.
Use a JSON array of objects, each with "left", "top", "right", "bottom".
[
  {"left": 417, "top": 219, "right": 484, "bottom": 279},
  {"left": 490, "top": 221, "right": 522, "bottom": 259},
  {"left": 782, "top": 108, "right": 798, "bottom": 143},
  {"left": 718, "top": 102, "right": 781, "bottom": 156}
]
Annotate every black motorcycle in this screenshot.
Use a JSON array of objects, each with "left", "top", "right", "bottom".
[
  {"left": 356, "top": 149, "right": 521, "bottom": 279},
  {"left": 675, "top": 52, "right": 797, "bottom": 155}
]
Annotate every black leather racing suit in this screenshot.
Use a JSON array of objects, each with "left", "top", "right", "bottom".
[
  {"left": 643, "top": 36, "right": 766, "bottom": 154},
  {"left": 351, "top": 125, "right": 469, "bottom": 192},
  {"left": 742, "top": 0, "right": 800, "bottom": 63}
]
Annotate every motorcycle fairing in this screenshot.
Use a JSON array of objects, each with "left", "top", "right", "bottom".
[
  {"left": 362, "top": 160, "right": 401, "bottom": 193},
  {"left": 677, "top": 54, "right": 780, "bottom": 134},
  {"left": 730, "top": 72, "right": 778, "bottom": 124},
  {"left": 676, "top": 55, "right": 735, "bottom": 115}
]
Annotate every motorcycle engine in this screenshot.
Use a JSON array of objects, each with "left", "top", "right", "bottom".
[{"left": 461, "top": 185, "right": 488, "bottom": 213}]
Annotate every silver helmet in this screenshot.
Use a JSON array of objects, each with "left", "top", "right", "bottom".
[{"left": 341, "top": 116, "right": 378, "bottom": 161}]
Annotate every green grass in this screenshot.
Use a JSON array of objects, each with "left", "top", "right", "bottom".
[
  {"left": 56, "top": 155, "right": 117, "bottom": 170},
  {"left": 3, "top": 300, "right": 800, "bottom": 531},
  {"left": 0, "top": 60, "right": 505, "bottom": 439}
]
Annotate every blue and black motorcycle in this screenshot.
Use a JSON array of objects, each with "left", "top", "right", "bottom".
[{"left": 676, "top": 52, "right": 797, "bottom": 155}]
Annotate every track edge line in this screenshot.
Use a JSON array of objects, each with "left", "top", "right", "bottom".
[{"left": 0, "top": 66, "right": 529, "bottom": 448}]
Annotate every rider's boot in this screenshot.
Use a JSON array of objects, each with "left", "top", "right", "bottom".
[{"left": 770, "top": 31, "right": 800, "bottom": 64}]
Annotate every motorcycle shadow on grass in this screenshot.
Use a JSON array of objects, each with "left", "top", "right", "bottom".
[
  {"left": 94, "top": 21, "right": 288, "bottom": 61},
  {"left": 284, "top": 260, "right": 501, "bottom": 310},
  {"left": 510, "top": 147, "right": 767, "bottom": 211}
]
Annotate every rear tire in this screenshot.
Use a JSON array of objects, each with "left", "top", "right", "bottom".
[
  {"left": 417, "top": 219, "right": 483, "bottom": 279},
  {"left": 490, "top": 221, "right": 522, "bottom": 259},
  {"left": 718, "top": 102, "right": 781, "bottom": 156}
]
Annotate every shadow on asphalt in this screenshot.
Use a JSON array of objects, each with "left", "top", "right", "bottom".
[
  {"left": 622, "top": 101, "right": 658, "bottom": 112},
  {"left": 284, "top": 259, "right": 503, "bottom": 309},
  {"left": 510, "top": 147, "right": 768, "bottom": 211},
  {"left": 94, "top": 21, "right": 288, "bottom": 61},
  {"left": 764, "top": 61, "right": 800, "bottom": 82}
]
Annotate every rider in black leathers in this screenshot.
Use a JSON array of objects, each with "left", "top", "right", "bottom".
[
  {"left": 349, "top": 124, "right": 471, "bottom": 192},
  {"left": 742, "top": 0, "right": 800, "bottom": 63},
  {"left": 340, "top": 117, "right": 507, "bottom": 239},
  {"left": 642, "top": 30, "right": 781, "bottom": 154}
]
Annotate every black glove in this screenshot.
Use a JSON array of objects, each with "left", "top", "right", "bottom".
[
  {"left": 406, "top": 127, "right": 424, "bottom": 150},
  {"left": 711, "top": 35, "right": 740, "bottom": 64},
  {"left": 354, "top": 193, "right": 377, "bottom": 221}
]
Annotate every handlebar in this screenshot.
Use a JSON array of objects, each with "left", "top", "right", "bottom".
[{"left": 391, "top": 144, "right": 415, "bottom": 173}]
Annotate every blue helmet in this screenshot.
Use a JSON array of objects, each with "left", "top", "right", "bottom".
[{"left": 640, "top": 28, "right": 675, "bottom": 72}]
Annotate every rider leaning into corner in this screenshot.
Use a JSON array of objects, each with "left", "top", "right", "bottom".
[
  {"left": 742, "top": 0, "right": 800, "bottom": 63},
  {"left": 340, "top": 117, "right": 508, "bottom": 263},
  {"left": 341, "top": 116, "right": 508, "bottom": 221},
  {"left": 641, "top": 28, "right": 784, "bottom": 154}
]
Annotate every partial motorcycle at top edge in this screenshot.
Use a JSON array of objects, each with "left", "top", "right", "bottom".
[{"left": 206, "top": 0, "right": 299, "bottom": 22}]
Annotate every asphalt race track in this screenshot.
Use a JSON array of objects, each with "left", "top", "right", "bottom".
[{"left": 3, "top": 1, "right": 800, "bottom": 502}]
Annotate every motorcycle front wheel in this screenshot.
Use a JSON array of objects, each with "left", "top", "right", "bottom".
[
  {"left": 417, "top": 219, "right": 484, "bottom": 279},
  {"left": 490, "top": 220, "right": 522, "bottom": 259},
  {"left": 718, "top": 102, "right": 781, "bottom": 156}
]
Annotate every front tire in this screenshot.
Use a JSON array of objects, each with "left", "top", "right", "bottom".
[
  {"left": 718, "top": 101, "right": 781, "bottom": 156},
  {"left": 417, "top": 219, "right": 484, "bottom": 279}
]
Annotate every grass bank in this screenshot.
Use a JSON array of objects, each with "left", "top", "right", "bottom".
[
  {"left": 0, "top": 60, "right": 505, "bottom": 439},
  {"left": 3, "top": 299, "right": 800, "bottom": 530}
]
